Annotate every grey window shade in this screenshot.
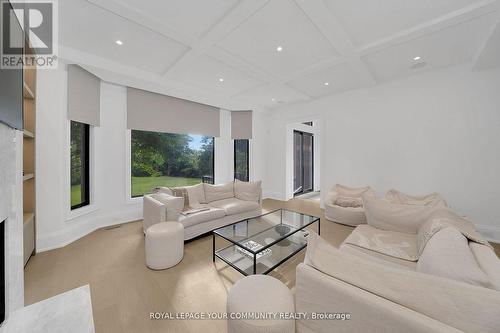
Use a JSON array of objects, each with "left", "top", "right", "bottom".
[
  {"left": 68, "top": 65, "right": 101, "bottom": 126},
  {"left": 127, "top": 87, "right": 220, "bottom": 137},
  {"left": 231, "top": 110, "right": 253, "bottom": 139}
]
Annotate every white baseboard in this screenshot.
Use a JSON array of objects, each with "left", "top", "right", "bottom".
[
  {"left": 475, "top": 224, "right": 500, "bottom": 244},
  {"left": 262, "top": 192, "right": 285, "bottom": 201},
  {"left": 37, "top": 209, "right": 142, "bottom": 252}
]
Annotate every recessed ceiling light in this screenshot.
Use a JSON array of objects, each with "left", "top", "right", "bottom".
[
  {"left": 276, "top": 46, "right": 283, "bottom": 52},
  {"left": 324, "top": 82, "right": 329, "bottom": 86},
  {"left": 271, "top": 98, "right": 276, "bottom": 102},
  {"left": 115, "top": 40, "right": 123, "bottom": 46},
  {"left": 413, "top": 56, "right": 421, "bottom": 61},
  {"left": 219, "top": 78, "right": 224, "bottom": 82}
]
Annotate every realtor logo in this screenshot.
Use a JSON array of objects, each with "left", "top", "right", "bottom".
[{"left": 1, "top": 0, "right": 58, "bottom": 69}]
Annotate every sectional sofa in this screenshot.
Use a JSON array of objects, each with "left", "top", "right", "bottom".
[
  {"left": 297, "top": 196, "right": 500, "bottom": 332},
  {"left": 143, "top": 180, "right": 262, "bottom": 240}
]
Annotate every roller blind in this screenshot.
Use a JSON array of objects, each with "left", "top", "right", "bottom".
[
  {"left": 68, "top": 65, "right": 101, "bottom": 126},
  {"left": 127, "top": 87, "right": 220, "bottom": 137},
  {"left": 231, "top": 110, "right": 253, "bottom": 139}
]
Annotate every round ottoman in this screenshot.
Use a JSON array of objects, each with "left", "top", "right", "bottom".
[
  {"left": 145, "top": 222, "right": 184, "bottom": 270},
  {"left": 227, "top": 275, "right": 295, "bottom": 333}
]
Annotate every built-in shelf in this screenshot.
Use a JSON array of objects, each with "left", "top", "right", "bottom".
[
  {"left": 23, "top": 129, "right": 35, "bottom": 138},
  {"left": 23, "top": 212, "right": 34, "bottom": 225},
  {"left": 23, "top": 82, "right": 35, "bottom": 99},
  {"left": 23, "top": 173, "right": 34, "bottom": 181}
]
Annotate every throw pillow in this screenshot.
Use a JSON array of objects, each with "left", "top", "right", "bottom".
[
  {"left": 334, "top": 196, "right": 362, "bottom": 208},
  {"left": 417, "top": 227, "right": 494, "bottom": 289},
  {"left": 169, "top": 188, "right": 190, "bottom": 211},
  {"left": 204, "top": 182, "right": 234, "bottom": 202},
  {"left": 234, "top": 179, "right": 261, "bottom": 202},
  {"left": 363, "top": 195, "right": 437, "bottom": 234}
]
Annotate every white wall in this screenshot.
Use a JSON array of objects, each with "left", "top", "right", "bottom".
[
  {"left": 261, "top": 65, "right": 500, "bottom": 241},
  {"left": 36, "top": 66, "right": 263, "bottom": 251},
  {"left": 36, "top": 66, "right": 142, "bottom": 251}
]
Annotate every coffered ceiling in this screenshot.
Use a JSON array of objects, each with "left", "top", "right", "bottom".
[{"left": 59, "top": 0, "right": 500, "bottom": 110}]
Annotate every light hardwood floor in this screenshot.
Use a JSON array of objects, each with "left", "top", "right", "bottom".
[{"left": 24, "top": 198, "right": 500, "bottom": 333}]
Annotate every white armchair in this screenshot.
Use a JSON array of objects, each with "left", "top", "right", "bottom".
[{"left": 324, "top": 184, "right": 376, "bottom": 226}]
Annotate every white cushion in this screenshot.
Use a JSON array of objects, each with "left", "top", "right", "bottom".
[
  {"left": 469, "top": 242, "right": 500, "bottom": 291},
  {"left": 417, "top": 227, "right": 494, "bottom": 289},
  {"left": 204, "top": 182, "right": 234, "bottom": 203},
  {"left": 233, "top": 179, "right": 261, "bottom": 202},
  {"left": 178, "top": 208, "right": 226, "bottom": 228},
  {"left": 180, "top": 183, "right": 205, "bottom": 205},
  {"left": 363, "top": 195, "right": 437, "bottom": 234},
  {"left": 209, "top": 198, "right": 260, "bottom": 215},
  {"left": 152, "top": 193, "right": 183, "bottom": 221},
  {"left": 159, "top": 184, "right": 206, "bottom": 205}
]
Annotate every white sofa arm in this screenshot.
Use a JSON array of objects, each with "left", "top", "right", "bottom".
[{"left": 143, "top": 195, "right": 166, "bottom": 233}]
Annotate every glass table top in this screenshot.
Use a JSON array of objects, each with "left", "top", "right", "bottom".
[{"left": 213, "top": 209, "right": 320, "bottom": 254}]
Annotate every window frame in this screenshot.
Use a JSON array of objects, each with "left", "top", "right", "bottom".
[
  {"left": 234, "top": 139, "right": 249, "bottom": 182},
  {"left": 70, "top": 121, "right": 91, "bottom": 210},
  {"left": 129, "top": 131, "right": 216, "bottom": 198}
]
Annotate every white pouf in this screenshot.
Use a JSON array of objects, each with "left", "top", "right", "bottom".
[
  {"left": 145, "top": 222, "right": 184, "bottom": 270},
  {"left": 227, "top": 275, "right": 295, "bottom": 333}
]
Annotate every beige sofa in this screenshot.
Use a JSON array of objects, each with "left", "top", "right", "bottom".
[
  {"left": 294, "top": 198, "right": 500, "bottom": 333},
  {"left": 143, "top": 180, "right": 262, "bottom": 240}
]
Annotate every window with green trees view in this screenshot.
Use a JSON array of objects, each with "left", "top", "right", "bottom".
[
  {"left": 234, "top": 139, "right": 249, "bottom": 181},
  {"left": 71, "top": 121, "right": 90, "bottom": 209},
  {"left": 131, "top": 130, "right": 214, "bottom": 197}
]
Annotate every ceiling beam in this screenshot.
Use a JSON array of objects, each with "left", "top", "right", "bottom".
[
  {"left": 87, "top": 0, "right": 196, "bottom": 46},
  {"left": 162, "top": 0, "right": 270, "bottom": 77},
  {"left": 473, "top": 1, "right": 500, "bottom": 70},
  {"left": 358, "top": 0, "right": 499, "bottom": 56},
  {"left": 293, "top": 0, "right": 377, "bottom": 87}
]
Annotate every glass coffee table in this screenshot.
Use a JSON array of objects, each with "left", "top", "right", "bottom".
[{"left": 212, "top": 209, "right": 320, "bottom": 275}]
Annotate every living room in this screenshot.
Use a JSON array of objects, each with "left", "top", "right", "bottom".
[{"left": 0, "top": 0, "right": 499, "bottom": 332}]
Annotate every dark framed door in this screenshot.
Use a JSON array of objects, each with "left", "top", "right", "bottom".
[{"left": 293, "top": 130, "right": 314, "bottom": 196}]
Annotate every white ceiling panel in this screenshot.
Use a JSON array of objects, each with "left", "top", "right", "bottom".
[
  {"left": 233, "top": 84, "right": 309, "bottom": 108},
  {"left": 60, "top": 0, "right": 188, "bottom": 74},
  {"left": 324, "top": 0, "right": 482, "bottom": 47},
  {"left": 217, "top": 0, "right": 339, "bottom": 78},
  {"left": 288, "top": 63, "right": 365, "bottom": 97},
  {"left": 170, "top": 54, "right": 264, "bottom": 96},
  {"left": 362, "top": 13, "right": 498, "bottom": 83},
  {"left": 117, "top": 0, "right": 240, "bottom": 39}
]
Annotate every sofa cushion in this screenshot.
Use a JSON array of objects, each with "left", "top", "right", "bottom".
[
  {"left": 209, "top": 198, "right": 260, "bottom": 215},
  {"left": 204, "top": 182, "right": 234, "bottom": 203},
  {"left": 470, "top": 242, "right": 500, "bottom": 291},
  {"left": 334, "top": 196, "right": 363, "bottom": 208},
  {"left": 417, "top": 227, "right": 494, "bottom": 289},
  {"left": 234, "top": 179, "right": 261, "bottom": 202},
  {"left": 384, "top": 189, "right": 447, "bottom": 207},
  {"left": 158, "top": 183, "right": 206, "bottom": 205},
  {"left": 335, "top": 184, "right": 374, "bottom": 198},
  {"left": 339, "top": 243, "right": 417, "bottom": 271},
  {"left": 152, "top": 193, "right": 184, "bottom": 221},
  {"left": 178, "top": 208, "right": 226, "bottom": 228},
  {"left": 363, "top": 196, "right": 437, "bottom": 234},
  {"left": 342, "top": 225, "right": 418, "bottom": 261}
]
